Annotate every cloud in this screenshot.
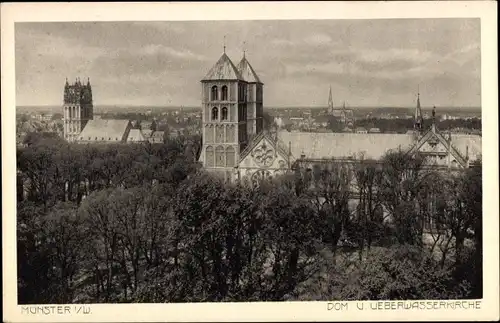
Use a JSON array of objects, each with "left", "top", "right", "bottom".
[
  {"left": 15, "top": 19, "right": 481, "bottom": 107},
  {"left": 304, "top": 33, "right": 333, "bottom": 46},
  {"left": 139, "top": 44, "right": 207, "bottom": 61}
]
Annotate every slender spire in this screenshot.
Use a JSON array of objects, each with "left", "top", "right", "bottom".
[
  {"left": 223, "top": 35, "right": 226, "bottom": 54},
  {"left": 414, "top": 89, "right": 423, "bottom": 131},
  {"left": 328, "top": 86, "right": 333, "bottom": 111},
  {"left": 342, "top": 101, "right": 347, "bottom": 124},
  {"left": 243, "top": 41, "right": 246, "bottom": 58}
]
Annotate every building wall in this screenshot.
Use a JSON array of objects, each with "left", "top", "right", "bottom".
[
  {"left": 201, "top": 80, "right": 249, "bottom": 180},
  {"left": 237, "top": 136, "right": 290, "bottom": 184},
  {"left": 246, "top": 83, "right": 264, "bottom": 137},
  {"left": 63, "top": 80, "right": 93, "bottom": 142}
]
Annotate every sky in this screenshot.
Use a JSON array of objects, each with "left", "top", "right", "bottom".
[{"left": 15, "top": 19, "right": 480, "bottom": 108}]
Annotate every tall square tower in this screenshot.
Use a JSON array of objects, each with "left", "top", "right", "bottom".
[
  {"left": 63, "top": 78, "right": 93, "bottom": 142},
  {"left": 200, "top": 52, "right": 249, "bottom": 181},
  {"left": 237, "top": 55, "right": 264, "bottom": 138}
]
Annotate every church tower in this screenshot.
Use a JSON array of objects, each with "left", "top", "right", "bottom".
[
  {"left": 328, "top": 85, "right": 334, "bottom": 113},
  {"left": 414, "top": 91, "right": 424, "bottom": 132},
  {"left": 200, "top": 50, "right": 248, "bottom": 181},
  {"left": 63, "top": 77, "right": 93, "bottom": 141},
  {"left": 237, "top": 51, "right": 263, "bottom": 137}
]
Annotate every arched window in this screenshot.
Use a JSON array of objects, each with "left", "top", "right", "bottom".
[
  {"left": 206, "top": 146, "right": 214, "bottom": 167},
  {"left": 212, "top": 107, "right": 219, "bottom": 121},
  {"left": 221, "top": 85, "right": 228, "bottom": 101},
  {"left": 226, "top": 146, "right": 235, "bottom": 167},
  {"left": 211, "top": 86, "right": 218, "bottom": 101},
  {"left": 215, "top": 146, "right": 225, "bottom": 167},
  {"left": 221, "top": 107, "right": 228, "bottom": 121}
]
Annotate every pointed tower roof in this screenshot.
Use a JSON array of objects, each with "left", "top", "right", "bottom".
[
  {"left": 236, "top": 56, "right": 262, "bottom": 83},
  {"left": 415, "top": 92, "right": 423, "bottom": 120},
  {"left": 202, "top": 52, "right": 244, "bottom": 81},
  {"left": 328, "top": 86, "right": 333, "bottom": 111},
  {"left": 414, "top": 90, "right": 424, "bottom": 131}
]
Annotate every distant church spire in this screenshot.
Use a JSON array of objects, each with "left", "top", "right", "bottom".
[
  {"left": 328, "top": 86, "right": 333, "bottom": 112},
  {"left": 223, "top": 35, "right": 226, "bottom": 53},
  {"left": 243, "top": 41, "right": 246, "bottom": 58},
  {"left": 414, "top": 89, "right": 423, "bottom": 131}
]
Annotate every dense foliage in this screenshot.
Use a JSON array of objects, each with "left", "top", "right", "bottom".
[{"left": 17, "top": 136, "right": 482, "bottom": 303}]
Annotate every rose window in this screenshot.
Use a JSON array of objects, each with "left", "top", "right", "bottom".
[{"left": 251, "top": 142, "right": 275, "bottom": 167}]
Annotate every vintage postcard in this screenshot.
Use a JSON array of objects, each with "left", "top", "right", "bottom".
[{"left": 2, "top": 1, "right": 498, "bottom": 322}]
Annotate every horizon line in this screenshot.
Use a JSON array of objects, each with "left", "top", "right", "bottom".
[{"left": 17, "top": 104, "right": 482, "bottom": 109}]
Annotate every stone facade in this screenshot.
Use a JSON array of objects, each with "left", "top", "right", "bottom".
[
  {"left": 199, "top": 52, "right": 264, "bottom": 182},
  {"left": 63, "top": 78, "right": 93, "bottom": 142}
]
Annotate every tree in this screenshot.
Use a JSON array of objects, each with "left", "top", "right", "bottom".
[
  {"left": 17, "top": 201, "right": 51, "bottom": 304},
  {"left": 378, "top": 151, "right": 428, "bottom": 245},
  {"left": 78, "top": 188, "right": 122, "bottom": 302},
  {"left": 300, "top": 162, "right": 353, "bottom": 262},
  {"left": 325, "top": 245, "right": 470, "bottom": 300},
  {"left": 257, "top": 181, "right": 323, "bottom": 300},
  {"left": 327, "top": 116, "right": 344, "bottom": 132},
  {"left": 352, "top": 159, "right": 385, "bottom": 258},
  {"left": 42, "top": 202, "right": 85, "bottom": 302}
]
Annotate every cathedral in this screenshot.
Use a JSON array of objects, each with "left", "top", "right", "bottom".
[
  {"left": 200, "top": 51, "right": 482, "bottom": 184},
  {"left": 62, "top": 78, "right": 163, "bottom": 144}
]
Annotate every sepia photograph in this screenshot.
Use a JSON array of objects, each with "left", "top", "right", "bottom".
[{"left": 2, "top": 2, "right": 498, "bottom": 322}]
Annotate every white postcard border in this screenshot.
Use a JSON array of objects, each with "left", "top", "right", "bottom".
[{"left": 2, "top": 1, "right": 498, "bottom": 322}]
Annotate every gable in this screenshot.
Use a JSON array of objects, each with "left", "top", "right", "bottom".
[
  {"left": 407, "top": 126, "right": 468, "bottom": 167},
  {"left": 239, "top": 135, "right": 290, "bottom": 170}
]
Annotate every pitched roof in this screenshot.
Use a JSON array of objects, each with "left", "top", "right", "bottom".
[
  {"left": 277, "top": 130, "right": 415, "bottom": 160},
  {"left": 127, "top": 129, "right": 146, "bottom": 142},
  {"left": 202, "top": 53, "right": 243, "bottom": 81},
  {"left": 236, "top": 56, "right": 262, "bottom": 83},
  {"left": 78, "top": 119, "right": 130, "bottom": 142}
]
